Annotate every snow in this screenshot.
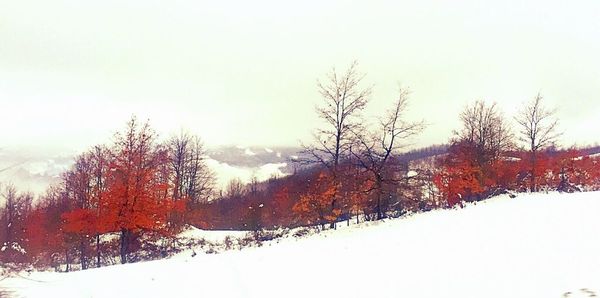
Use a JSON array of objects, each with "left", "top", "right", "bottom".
[
  {"left": 4, "top": 191, "right": 600, "bottom": 297},
  {"left": 178, "top": 226, "right": 248, "bottom": 243},
  {"left": 243, "top": 148, "right": 256, "bottom": 156},
  {"left": 264, "top": 148, "right": 273, "bottom": 153},
  {"left": 504, "top": 156, "right": 521, "bottom": 161},
  {"left": 204, "top": 158, "right": 252, "bottom": 187},
  {"left": 1, "top": 242, "right": 26, "bottom": 255},
  {"left": 258, "top": 163, "right": 287, "bottom": 179},
  {"left": 579, "top": 153, "right": 600, "bottom": 160},
  {"left": 205, "top": 159, "right": 288, "bottom": 189}
]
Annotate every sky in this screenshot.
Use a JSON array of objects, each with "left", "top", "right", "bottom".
[{"left": 1, "top": 0, "right": 600, "bottom": 154}]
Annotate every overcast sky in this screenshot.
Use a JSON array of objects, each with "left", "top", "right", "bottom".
[{"left": 1, "top": 0, "right": 599, "bottom": 153}]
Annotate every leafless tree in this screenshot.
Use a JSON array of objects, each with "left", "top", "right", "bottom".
[
  {"left": 456, "top": 100, "right": 513, "bottom": 163},
  {"left": 169, "top": 132, "right": 190, "bottom": 201},
  {"left": 168, "top": 132, "right": 215, "bottom": 206},
  {"left": 449, "top": 100, "right": 514, "bottom": 195},
  {"left": 225, "top": 178, "right": 245, "bottom": 199},
  {"left": 0, "top": 184, "right": 32, "bottom": 262},
  {"left": 351, "top": 88, "right": 425, "bottom": 219},
  {"left": 248, "top": 174, "right": 259, "bottom": 196},
  {"left": 89, "top": 145, "right": 109, "bottom": 268},
  {"left": 301, "top": 61, "right": 371, "bottom": 172},
  {"left": 300, "top": 61, "right": 372, "bottom": 226},
  {"left": 1, "top": 184, "right": 19, "bottom": 245},
  {"left": 185, "top": 137, "right": 215, "bottom": 204},
  {"left": 515, "top": 93, "right": 561, "bottom": 192},
  {"left": 64, "top": 153, "right": 94, "bottom": 270}
]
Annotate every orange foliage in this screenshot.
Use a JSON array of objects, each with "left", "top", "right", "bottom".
[
  {"left": 292, "top": 171, "right": 340, "bottom": 225},
  {"left": 62, "top": 208, "right": 97, "bottom": 235},
  {"left": 434, "top": 142, "right": 484, "bottom": 206},
  {"left": 102, "top": 158, "right": 180, "bottom": 236}
]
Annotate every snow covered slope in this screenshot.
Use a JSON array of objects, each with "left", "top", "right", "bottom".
[{"left": 4, "top": 191, "right": 600, "bottom": 298}]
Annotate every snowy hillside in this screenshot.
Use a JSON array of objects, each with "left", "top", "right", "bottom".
[{"left": 3, "top": 191, "right": 600, "bottom": 298}]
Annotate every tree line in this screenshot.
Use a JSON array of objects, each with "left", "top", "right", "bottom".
[
  {"left": 1, "top": 62, "right": 599, "bottom": 272},
  {"left": 0, "top": 119, "right": 215, "bottom": 270},
  {"left": 435, "top": 96, "right": 599, "bottom": 206}
]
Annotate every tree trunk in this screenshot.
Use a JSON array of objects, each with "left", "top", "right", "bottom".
[
  {"left": 530, "top": 151, "right": 537, "bottom": 192},
  {"left": 80, "top": 239, "right": 87, "bottom": 270},
  {"left": 65, "top": 249, "right": 70, "bottom": 272},
  {"left": 329, "top": 197, "right": 337, "bottom": 229},
  {"left": 376, "top": 195, "right": 382, "bottom": 220},
  {"left": 96, "top": 234, "right": 101, "bottom": 268},
  {"left": 376, "top": 179, "right": 383, "bottom": 220},
  {"left": 120, "top": 229, "right": 129, "bottom": 264}
]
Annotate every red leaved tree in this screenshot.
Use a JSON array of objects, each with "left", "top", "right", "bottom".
[
  {"left": 434, "top": 141, "right": 484, "bottom": 207},
  {"left": 102, "top": 117, "right": 183, "bottom": 264},
  {"left": 292, "top": 171, "right": 339, "bottom": 227}
]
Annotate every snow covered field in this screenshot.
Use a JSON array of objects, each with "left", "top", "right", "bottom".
[{"left": 3, "top": 191, "right": 600, "bottom": 298}]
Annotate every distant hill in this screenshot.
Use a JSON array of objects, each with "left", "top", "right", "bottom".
[
  {"left": 205, "top": 146, "right": 302, "bottom": 188},
  {"left": 0, "top": 146, "right": 305, "bottom": 196},
  {"left": 2, "top": 143, "right": 597, "bottom": 196},
  {"left": 206, "top": 145, "right": 301, "bottom": 169}
]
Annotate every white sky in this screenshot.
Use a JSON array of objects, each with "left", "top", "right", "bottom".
[{"left": 1, "top": 0, "right": 599, "bottom": 152}]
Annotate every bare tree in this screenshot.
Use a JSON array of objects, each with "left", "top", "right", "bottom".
[
  {"left": 300, "top": 61, "right": 372, "bottom": 226},
  {"left": 1, "top": 184, "right": 19, "bottom": 246},
  {"left": 301, "top": 61, "right": 371, "bottom": 171},
  {"left": 456, "top": 100, "right": 513, "bottom": 163},
  {"left": 64, "top": 154, "right": 94, "bottom": 270},
  {"left": 0, "top": 184, "right": 32, "bottom": 263},
  {"left": 185, "top": 136, "right": 215, "bottom": 204},
  {"left": 515, "top": 93, "right": 561, "bottom": 192},
  {"left": 352, "top": 88, "right": 425, "bottom": 219},
  {"left": 169, "top": 132, "right": 190, "bottom": 201},
  {"left": 168, "top": 132, "right": 215, "bottom": 206},
  {"left": 89, "top": 145, "right": 109, "bottom": 268},
  {"left": 248, "top": 174, "right": 259, "bottom": 196},
  {"left": 445, "top": 100, "right": 515, "bottom": 198},
  {"left": 225, "top": 178, "right": 245, "bottom": 199}
]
